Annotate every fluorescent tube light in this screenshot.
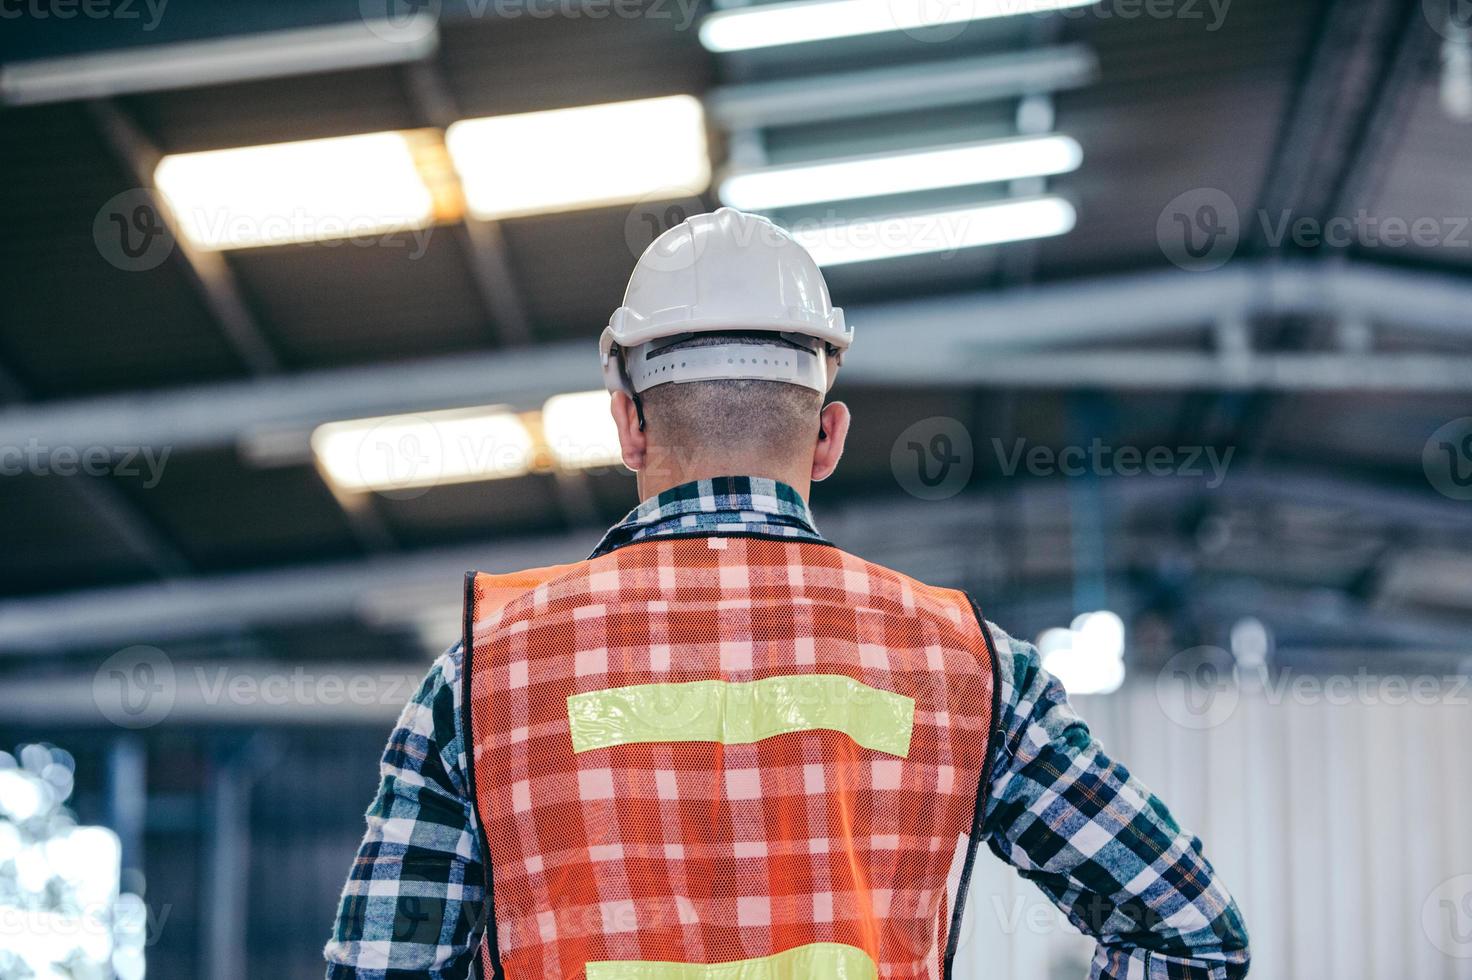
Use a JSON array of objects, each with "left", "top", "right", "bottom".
[
  {"left": 700, "top": 0, "right": 1098, "bottom": 53},
  {"left": 312, "top": 407, "right": 535, "bottom": 491},
  {"left": 155, "top": 130, "right": 458, "bottom": 250},
  {"left": 720, "top": 135, "right": 1083, "bottom": 210},
  {"left": 541, "top": 391, "right": 624, "bottom": 470},
  {"left": 0, "top": 21, "right": 438, "bottom": 107},
  {"left": 446, "top": 95, "right": 710, "bottom": 219},
  {"left": 790, "top": 196, "right": 1076, "bottom": 266}
]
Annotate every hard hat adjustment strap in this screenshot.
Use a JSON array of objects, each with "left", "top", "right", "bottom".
[{"left": 626, "top": 340, "right": 831, "bottom": 394}]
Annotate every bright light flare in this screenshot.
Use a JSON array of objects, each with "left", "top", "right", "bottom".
[
  {"left": 1039, "top": 610, "right": 1126, "bottom": 695},
  {"left": 541, "top": 391, "right": 623, "bottom": 470},
  {"left": 447, "top": 95, "right": 710, "bottom": 219}
]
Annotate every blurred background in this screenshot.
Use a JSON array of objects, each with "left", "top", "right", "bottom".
[{"left": 2, "top": 0, "right": 1472, "bottom": 976}]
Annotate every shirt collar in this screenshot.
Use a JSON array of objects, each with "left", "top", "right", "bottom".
[{"left": 589, "top": 476, "right": 823, "bottom": 558}]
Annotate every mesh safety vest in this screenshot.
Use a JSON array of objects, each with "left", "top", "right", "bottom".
[{"left": 463, "top": 535, "right": 1000, "bottom": 980}]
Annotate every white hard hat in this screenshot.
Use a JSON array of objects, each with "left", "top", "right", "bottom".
[{"left": 601, "top": 207, "right": 851, "bottom": 396}]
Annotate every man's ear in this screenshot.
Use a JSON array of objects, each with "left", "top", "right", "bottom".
[
  {"left": 811, "top": 401, "right": 850, "bottom": 482},
  {"left": 610, "top": 391, "right": 646, "bottom": 471}
]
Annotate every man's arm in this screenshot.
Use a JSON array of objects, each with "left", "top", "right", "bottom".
[
  {"left": 325, "top": 645, "right": 485, "bottom": 980},
  {"left": 980, "top": 623, "right": 1250, "bottom": 979}
]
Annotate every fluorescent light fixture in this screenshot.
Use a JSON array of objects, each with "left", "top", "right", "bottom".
[
  {"left": 0, "top": 21, "right": 438, "bottom": 107},
  {"left": 1038, "top": 611, "right": 1126, "bottom": 695},
  {"left": 446, "top": 95, "right": 710, "bottom": 219},
  {"left": 312, "top": 407, "right": 535, "bottom": 491},
  {"left": 720, "top": 135, "right": 1082, "bottom": 210},
  {"left": 789, "top": 195, "right": 1075, "bottom": 266},
  {"left": 155, "top": 130, "right": 458, "bottom": 250},
  {"left": 541, "top": 391, "right": 624, "bottom": 470},
  {"left": 700, "top": 0, "right": 1097, "bottom": 52},
  {"left": 706, "top": 46, "right": 1099, "bottom": 129}
]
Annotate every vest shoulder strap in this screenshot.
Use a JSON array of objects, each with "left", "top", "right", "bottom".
[{"left": 466, "top": 561, "right": 585, "bottom": 626}]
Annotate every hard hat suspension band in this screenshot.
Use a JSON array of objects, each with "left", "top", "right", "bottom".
[{"left": 623, "top": 338, "right": 832, "bottom": 394}]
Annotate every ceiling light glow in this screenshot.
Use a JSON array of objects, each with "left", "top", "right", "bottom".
[
  {"left": 447, "top": 95, "right": 710, "bottom": 220},
  {"left": 155, "top": 130, "right": 457, "bottom": 250},
  {"left": 700, "top": 0, "right": 1099, "bottom": 53},
  {"left": 788, "top": 195, "right": 1076, "bottom": 266},
  {"left": 312, "top": 407, "right": 536, "bottom": 492},
  {"left": 720, "top": 135, "right": 1082, "bottom": 210},
  {"left": 541, "top": 391, "right": 624, "bottom": 470}
]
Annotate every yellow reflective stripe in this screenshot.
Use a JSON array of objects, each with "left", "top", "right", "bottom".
[
  {"left": 566, "top": 674, "right": 914, "bottom": 757},
  {"left": 585, "top": 942, "right": 878, "bottom": 980}
]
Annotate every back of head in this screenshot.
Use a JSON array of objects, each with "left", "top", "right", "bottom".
[
  {"left": 601, "top": 208, "right": 854, "bottom": 490},
  {"left": 639, "top": 332, "right": 823, "bottom": 472}
]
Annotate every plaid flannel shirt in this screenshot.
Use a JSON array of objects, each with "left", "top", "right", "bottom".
[{"left": 326, "top": 476, "right": 1249, "bottom": 980}]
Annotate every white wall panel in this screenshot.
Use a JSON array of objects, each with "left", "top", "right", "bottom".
[{"left": 953, "top": 679, "right": 1472, "bottom": 979}]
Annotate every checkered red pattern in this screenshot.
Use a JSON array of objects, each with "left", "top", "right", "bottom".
[{"left": 466, "top": 537, "right": 996, "bottom": 979}]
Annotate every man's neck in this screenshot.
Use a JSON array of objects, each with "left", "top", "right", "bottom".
[{"left": 636, "top": 464, "right": 811, "bottom": 505}]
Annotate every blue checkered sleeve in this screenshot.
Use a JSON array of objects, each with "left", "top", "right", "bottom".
[
  {"left": 981, "top": 623, "right": 1251, "bottom": 979},
  {"left": 324, "top": 644, "right": 485, "bottom": 980}
]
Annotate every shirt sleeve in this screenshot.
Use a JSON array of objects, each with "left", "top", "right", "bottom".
[
  {"left": 979, "top": 623, "right": 1250, "bottom": 979},
  {"left": 324, "top": 643, "right": 486, "bottom": 980}
]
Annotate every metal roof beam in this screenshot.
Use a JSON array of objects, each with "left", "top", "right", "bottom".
[
  {"left": 87, "top": 100, "right": 283, "bottom": 375},
  {"left": 2, "top": 260, "right": 1472, "bottom": 454}
]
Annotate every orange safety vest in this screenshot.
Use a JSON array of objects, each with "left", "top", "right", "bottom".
[{"left": 463, "top": 535, "right": 999, "bottom": 980}]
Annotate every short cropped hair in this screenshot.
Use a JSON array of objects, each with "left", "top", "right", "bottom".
[{"left": 638, "top": 332, "right": 823, "bottom": 462}]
